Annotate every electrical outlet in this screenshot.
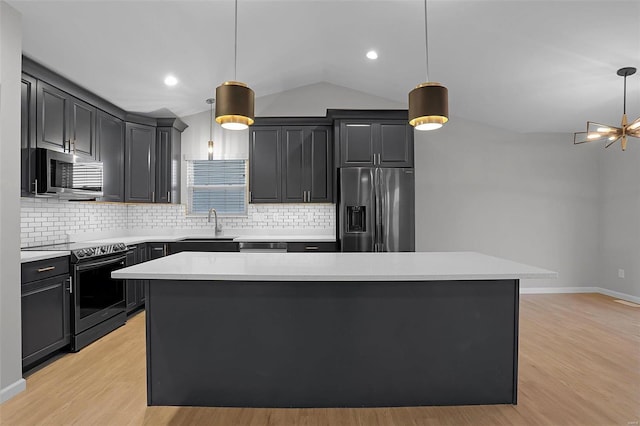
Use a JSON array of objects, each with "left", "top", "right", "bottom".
[{"left": 618, "top": 269, "right": 625, "bottom": 279}]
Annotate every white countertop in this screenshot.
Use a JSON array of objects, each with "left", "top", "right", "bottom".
[
  {"left": 21, "top": 251, "right": 70, "bottom": 263},
  {"left": 112, "top": 251, "right": 557, "bottom": 282}
]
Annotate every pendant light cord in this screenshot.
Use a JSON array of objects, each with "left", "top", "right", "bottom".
[
  {"left": 234, "top": 0, "right": 238, "bottom": 81},
  {"left": 623, "top": 74, "right": 627, "bottom": 115},
  {"left": 210, "top": 101, "right": 213, "bottom": 141},
  {"left": 424, "top": 0, "right": 430, "bottom": 82}
]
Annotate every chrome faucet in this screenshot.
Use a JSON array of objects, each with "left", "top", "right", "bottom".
[{"left": 208, "top": 208, "right": 222, "bottom": 235}]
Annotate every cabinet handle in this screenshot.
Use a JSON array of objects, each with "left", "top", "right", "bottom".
[
  {"left": 152, "top": 191, "right": 155, "bottom": 203},
  {"left": 305, "top": 246, "right": 319, "bottom": 250},
  {"left": 67, "top": 276, "right": 73, "bottom": 294},
  {"left": 37, "top": 266, "right": 56, "bottom": 273},
  {"left": 303, "top": 191, "right": 307, "bottom": 203},
  {"left": 249, "top": 191, "right": 252, "bottom": 203},
  {"left": 152, "top": 247, "right": 163, "bottom": 251},
  {"left": 72, "top": 139, "right": 77, "bottom": 155},
  {"left": 129, "top": 245, "right": 138, "bottom": 250},
  {"left": 167, "top": 192, "right": 171, "bottom": 203},
  {"left": 64, "top": 140, "right": 70, "bottom": 152}
]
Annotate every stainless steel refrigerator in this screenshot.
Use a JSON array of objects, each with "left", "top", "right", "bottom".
[{"left": 339, "top": 167, "right": 415, "bottom": 252}]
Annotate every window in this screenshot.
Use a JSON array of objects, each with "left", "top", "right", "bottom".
[{"left": 187, "top": 160, "right": 248, "bottom": 216}]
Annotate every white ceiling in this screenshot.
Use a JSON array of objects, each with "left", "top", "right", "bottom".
[{"left": 9, "top": 0, "right": 640, "bottom": 133}]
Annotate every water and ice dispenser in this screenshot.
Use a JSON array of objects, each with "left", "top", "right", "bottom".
[{"left": 346, "top": 206, "right": 366, "bottom": 233}]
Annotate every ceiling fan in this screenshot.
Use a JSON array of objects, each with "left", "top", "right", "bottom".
[{"left": 574, "top": 67, "right": 640, "bottom": 151}]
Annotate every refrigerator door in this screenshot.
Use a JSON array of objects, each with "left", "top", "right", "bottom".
[
  {"left": 379, "top": 168, "right": 415, "bottom": 252},
  {"left": 339, "top": 168, "right": 376, "bottom": 252}
]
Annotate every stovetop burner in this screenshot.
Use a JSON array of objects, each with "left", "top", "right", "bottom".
[{"left": 24, "top": 242, "right": 129, "bottom": 262}]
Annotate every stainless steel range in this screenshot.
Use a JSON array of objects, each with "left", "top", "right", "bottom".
[{"left": 25, "top": 242, "right": 129, "bottom": 351}]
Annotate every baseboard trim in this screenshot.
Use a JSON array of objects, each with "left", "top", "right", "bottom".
[
  {"left": 596, "top": 288, "right": 640, "bottom": 304},
  {"left": 521, "top": 286, "right": 640, "bottom": 303},
  {"left": 1, "top": 378, "right": 26, "bottom": 403}
]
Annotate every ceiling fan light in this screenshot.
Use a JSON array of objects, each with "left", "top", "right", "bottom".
[
  {"left": 409, "top": 82, "right": 448, "bottom": 131},
  {"left": 587, "top": 133, "right": 601, "bottom": 139},
  {"left": 596, "top": 127, "right": 612, "bottom": 132},
  {"left": 215, "top": 81, "right": 255, "bottom": 131}
]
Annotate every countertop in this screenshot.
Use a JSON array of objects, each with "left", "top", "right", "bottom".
[
  {"left": 21, "top": 251, "right": 70, "bottom": 263},
  {"left": 90, "top": 234, "right": 336, "bottom": 245},
  {"left": 112, "top": 251, "right": 558, "bottom": 282}
]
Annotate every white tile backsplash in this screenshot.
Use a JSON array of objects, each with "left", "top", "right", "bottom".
[{"left": 20, "top": 198, "right": 335, "bottom": 247}]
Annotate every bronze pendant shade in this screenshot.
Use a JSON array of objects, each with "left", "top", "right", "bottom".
[
  {"left": 215, "top": 81, "right": 255, "bottom": 130},
  {"left": 408, "top": 0, "right": 449, "bottom": 131},
  {"left": 409, "top": 82, "right": 449, "bottom": 130}
]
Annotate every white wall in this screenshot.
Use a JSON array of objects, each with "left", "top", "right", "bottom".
[
  {"left": 598, "top": 144, "right": 640, "bottom": 299},
  {"left": 414, "top": 117, "right": 601, "bottom": 290},
  {"left": 0, "top": 0, "right": 26, "bottom": 402}
]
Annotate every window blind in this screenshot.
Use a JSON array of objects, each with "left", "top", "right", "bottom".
[{"left": 187, "top": 160, "right": 247, "bottom": 215}]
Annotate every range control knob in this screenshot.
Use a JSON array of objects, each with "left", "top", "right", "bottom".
[{"left": 76, "top": 250, "right": 85, "bottom": 258}]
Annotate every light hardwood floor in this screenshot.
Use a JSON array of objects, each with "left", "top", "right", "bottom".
[{"left": 1, "top": 293, "right": 639, "bottom": 426}]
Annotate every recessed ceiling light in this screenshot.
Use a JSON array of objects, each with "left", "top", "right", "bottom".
[
  {"left": 366, "top": 50, "right": 378, "bottom": 60},
  {"left": 164, "top": 75, "right": 178, "bottom": 86}
]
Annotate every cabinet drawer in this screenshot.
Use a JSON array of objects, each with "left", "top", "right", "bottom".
[
  {"left": 287, "top": 242, "right": 337, "bottom": 253},
  {"left": 22, "top": 256, "right": 69, "bottom": 283}
]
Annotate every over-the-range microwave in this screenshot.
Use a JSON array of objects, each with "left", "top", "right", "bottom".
[{"left": 35, "top": 148, "right": 104, "bottom": 200}]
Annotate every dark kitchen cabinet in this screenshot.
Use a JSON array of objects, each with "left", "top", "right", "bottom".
[
  {"left": 125, "top": 123, "right": 156, "bottom": 203},
  {"left": 36, "top": 81, "right": 96, "bottom": 159},
  {"left": 169, "top": 241, "right": 239, "bottom": 254},
  {"left": 21, "top": 257, "right": 71, "bottom": 370},
  {"left": 249, "top": 127, "right": 282, "bottom": 203},
  {"left": 249, "top": 124, "right": 333, "bottom": 204},
  {"left": 339, "top": 121, "right": 413, "bottom": 167},
  {"left": 21, "top": 74, "right": 37, "bottom": 197},
  {"left": 156, "top": 127, "right": 181, "bottom": 204},
  {"left": 97, "top": 111, "right": 125, "bottom": 202},
  {"left": 281, "top": 126, "right": 332, "bottom": 203},
  {"left": 125, "top": 243, "right": 149, "bottom": 313}
]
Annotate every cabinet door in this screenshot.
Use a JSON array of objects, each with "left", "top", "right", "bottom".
[
  {"left": 125, "top": 123, "right": 156, "bottom": 203},
  {"left": 155, "top": 128, "right": 171, "bottom": 203},
  {"left": 125, "top": 249, "right": 138, "bottom": 312},
  {"left": 36, "top": 81, "right": 69, "bottom": 153},
  {"left": 378, "top": 122, "right": 414, "bottom": 167},
  {"left": 97, "top": 111, "right": 125, "bottom": 202},
  {"left": 148, "top": 243, "right": 167, "bottom": 259},
  {"left": 281, "top": 127, "right": 305, "bottom": 203},
  {"left": 249, "top": 127, "right": 282, "bottom": 203},
  {"left": 136, "top": 244, "right": 148, "bottom": 306},
  {"left": 339, "top": 122, "right": 374, "bottom": 167},
  {"left": 68, "top": 96, "right": 97, "bottom": 159},
  {"left": 307, "top": 126, "right": 332, "bottom": 203},
  {"left": 21, "top": 75, "right": 37, "bottom": 197},
  {"left": 22, "top": 275, "right": 71, "bottom": 369}
]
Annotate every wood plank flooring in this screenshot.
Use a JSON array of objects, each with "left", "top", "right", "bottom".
[{"left": 1, "top": 293, "right": 638, "bottom": 426}]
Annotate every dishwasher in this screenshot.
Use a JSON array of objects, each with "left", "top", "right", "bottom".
[{"left": 238, "top": 242, "right": 288, "bottom": 253}]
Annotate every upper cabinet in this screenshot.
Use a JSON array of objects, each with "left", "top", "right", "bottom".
[
  {"left": 339, "top": 120, "right": 413, "bottom": 168},
  {"left": 36, "top": 81, "right": 96, "bottom": 160},
  {"left": 97, "top": 111, "right": 125, "bottom": 202},
  {"left": 125, "top": 122, "right": 156, "bottom": 203},
  {"left": 281, "top": 126, "right": 332, "bottom": 203},
  {"left": 21, "top": 74, "right": 37, "bottom": 197},
  {"left": 249, "top": 123, "right": 333, "bottom": 204},
  {"left": 155, "top": 125, "right": 182, "bottom": 204}
]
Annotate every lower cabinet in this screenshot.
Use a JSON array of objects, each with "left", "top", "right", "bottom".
[
  {"left": 168, "top": 241, "right": 239, "bottom": 254},
  {"left": 125, "top": 244, "right": 149, "bottom": 313},
  {"left": 287, "top": 242, "right": 337, "bottom": 252},
  {"left": 21, "top": 257, "right": 71, "bottom": 370}
]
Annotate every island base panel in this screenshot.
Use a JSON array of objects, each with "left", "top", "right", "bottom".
[{"left": 146, "top": 279, "right": 518, "bottom": 407}]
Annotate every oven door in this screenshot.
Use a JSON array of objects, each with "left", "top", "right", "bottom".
[{"left": 73, "top": 254, "right": 127, "bottom": 334}]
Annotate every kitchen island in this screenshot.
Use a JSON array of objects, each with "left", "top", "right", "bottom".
[{"left": 112, "top": 251, "right": 556, "bottom": 408}]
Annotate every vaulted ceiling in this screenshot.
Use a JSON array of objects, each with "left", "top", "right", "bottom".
[{"left": 9, "top": 0, "right": 640, "bottom": 134}]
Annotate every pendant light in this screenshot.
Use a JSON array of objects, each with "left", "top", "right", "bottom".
[
  {"left": 573, "top": 67, "right": 640, "bottom": 151},
  {"left": 408, "top": 0, "right": 448, "bottom": 131},
  {"left": 206, "top": 98, "right": 215, "bottom": 160},
  {"left": 215, "top": 0, "right": 255, "bottom": 131}
]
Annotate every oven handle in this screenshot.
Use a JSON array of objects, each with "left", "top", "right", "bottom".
[{"left": 74, "top": 255, "right": 127, "bottom": 272}]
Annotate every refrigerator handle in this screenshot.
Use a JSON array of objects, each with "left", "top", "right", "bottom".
[{"left": 374, "top": 168, "right": 383, "bottom": 252}]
